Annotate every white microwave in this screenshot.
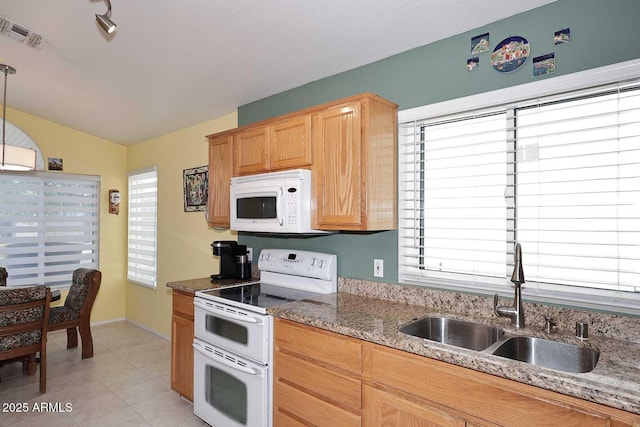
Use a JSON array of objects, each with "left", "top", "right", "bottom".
[{"left": 230, "top": 169, "right": 329, "bottom": 234}]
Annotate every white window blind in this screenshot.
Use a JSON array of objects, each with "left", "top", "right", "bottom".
[
  {"left": 127, "top": 168, "right": 157, "bottom": 288},
  {"left": 399, "top": 80, "right": 640, "bottom": 309},
  {"left": 0, "top": 172, "right": 99, "bottom": 287}
]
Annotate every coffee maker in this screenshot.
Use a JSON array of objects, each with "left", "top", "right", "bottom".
[{"left": 210, "top": 240, "right": 251, "bottom": 280}]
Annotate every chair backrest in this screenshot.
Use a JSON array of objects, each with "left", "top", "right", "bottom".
[
  {"left": 64, "top": 268, "right": 102, "bottom": 318},
  {"left": 0, "top": 267, "right": 7, "bottom": 286},
  {"left": 0, "top": 285, "right": 51, "bottom": 358}
]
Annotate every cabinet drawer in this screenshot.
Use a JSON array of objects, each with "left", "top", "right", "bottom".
[
  {"left": 172, "top": 290, "right": 194, "bottom": 319},
  {"left": 274, "top": 381, "right": 360, "bottom": 427},
  {"left": 275, "top": 319, "right": 362, "bottom": 374},
  {"left": 275, "top": 350, "right": 361, "bottom": 411}
]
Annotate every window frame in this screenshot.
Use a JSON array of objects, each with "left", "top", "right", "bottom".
[{"left": 398, "top": 58, "right": 640, "bottom": 315}]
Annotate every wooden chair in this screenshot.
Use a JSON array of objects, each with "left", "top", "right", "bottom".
[
  {"left": 0, "top": 285, "right": 51, "bottom": 393},
  {"left": 48, "top": 268, "right": 101, "bottom": 359}
]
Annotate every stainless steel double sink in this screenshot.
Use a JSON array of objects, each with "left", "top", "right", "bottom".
[{"left": 399, "top": 316, "right": 599, "bottom": 373}]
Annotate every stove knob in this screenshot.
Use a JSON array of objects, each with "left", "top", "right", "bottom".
[
  {"left": 319, "top": 260, "right": 326, "bottom": 268},
  {"left": 311, "top": 258, "right": 317, "bottom": 266}
]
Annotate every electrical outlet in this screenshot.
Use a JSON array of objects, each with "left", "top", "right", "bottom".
[
  {"left": 247, "top": 247, "right": 253, "bottom": 262},
  {"left": 374, "top": 259, "right": 384, "bottom": 278}
]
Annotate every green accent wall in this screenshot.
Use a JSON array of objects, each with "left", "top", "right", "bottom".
[{"left": 238, "top": 0, "right": 640, "bottom": 282}]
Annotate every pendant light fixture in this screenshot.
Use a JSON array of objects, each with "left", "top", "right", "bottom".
[
  {"left": 96, "top": 0, "right": 116, "bottom": 34},
  {"left": 0, "top": 64, "right": 36, "bottom": 171}
]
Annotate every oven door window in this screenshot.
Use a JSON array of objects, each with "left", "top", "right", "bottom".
[
  {"left": 206, "top": 365, "right": 247, "bottom": 424},
  {"left": 206, "top": 315, "right": 248, "bottom": 345},
  {"left": 236, "top": 196, "right": 276, "bottom": 219}
]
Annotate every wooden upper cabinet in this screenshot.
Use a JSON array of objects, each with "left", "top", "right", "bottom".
[
  {"left": 313, "top": 95, "right": 398, "bottom": 231},
  {"left": 205, "top": 92, "right": 398, "bottom": 231},
  {"left": 234, "top": 126, "right": 269, "bottom": 175},
  {"left": 207, "top": 134, "right": 233, "bottom": 227},
  {"left": 313, "top": 102, "right": 362, "bottom": 227},
  {"left": 234, "top": 114, "right": 312, "bottom": 176},
  {"left": 269, "top": 114, "right": 312, "bottom": 170}
]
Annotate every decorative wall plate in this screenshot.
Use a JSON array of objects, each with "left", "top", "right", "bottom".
[{"left": 491, "top": 36, "right": 530, "bottom": 73}]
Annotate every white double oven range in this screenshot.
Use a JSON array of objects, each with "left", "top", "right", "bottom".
[{"left": 192, "top": 248, "right": 337, "bottom": 427}]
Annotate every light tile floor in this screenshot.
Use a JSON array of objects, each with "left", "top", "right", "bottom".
[{"left": 0, "top": 321, "right": 207, "bottom": 427}]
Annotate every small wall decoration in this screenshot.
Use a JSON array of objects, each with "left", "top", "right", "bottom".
[
  {"left": 533, "top": 53, "right": 556, "bottom": 76},
  {"left": 554, "top": 28, "right": 571, "bottom": 45},
  {"left": 471, "top": 32, "right": 490, "bottom": 55},
  {"left": 467, "top": 57, "right": 479, "bottom": 72},
  {"left": 491, "top": 36, "right": 530, "bottom": 73},
  {"left": 108, "top": 189, "right": 121, "bottom": 215},
  {"left": 48, "top": 157, "right": 63, "bottom": 171},
  {"left": 183, "top": 165, "right": 208, "bottom": 212}
]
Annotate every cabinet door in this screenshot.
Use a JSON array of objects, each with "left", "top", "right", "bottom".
[
  {"left": 363, "top": 385, "right": 465, "bottom": 427},
  {"left": 269, "top": 114, "right": 312, "bottom": 170},
  {"left": 234, "top": 126, "right": 269, "bottom": 175},
  {"left": 313, "top": 101, "right": 362, "bottom": 228},
  {"left": 207, "top": 134, "right": 233, "bottom": 227},
  {"left": 171, "top": 313, "right": 194, "bottom": 401}
]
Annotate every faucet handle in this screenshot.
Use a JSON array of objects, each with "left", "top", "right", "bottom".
[
  {"left": 493, "top": 294, "right": 500, "bottom": 316},
  {"left": 544, "top": 316, "right": 557, "bottom": 333}
]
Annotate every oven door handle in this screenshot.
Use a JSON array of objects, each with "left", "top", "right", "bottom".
[
  {"left": 193, "top": 341, "right": 259, "bottom": 376},
  {"left": 194, "top": 299, "right": 260, "bottom": 324},
  {"left": 214, "top": 310, "right": 260, "bottom": 324}
]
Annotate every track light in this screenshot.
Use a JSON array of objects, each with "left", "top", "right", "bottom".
[{"left": 96, "top": 0, "right": 116, "bottom": 34}]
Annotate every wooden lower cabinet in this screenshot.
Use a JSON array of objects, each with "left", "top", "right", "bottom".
[
  {"left": 273, "top": 319, "right": 640, "bottom": 427},
  {"left": 363, "top": 384, "right": 465, "bottom": 427},
  {"left": 170, "top": 290, "right": 194, "bottom": 401},
  {"left": 274, "top": 319, "right": 362, "bottom": 426}
]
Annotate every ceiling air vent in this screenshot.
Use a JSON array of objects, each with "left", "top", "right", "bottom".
[{"left": 0, "top": 16, "right": 46, "bottom": 50}]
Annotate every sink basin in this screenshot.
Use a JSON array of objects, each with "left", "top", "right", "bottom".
[
  {"left": 491, "top": 336, "right": 599, "bottom": 373},
  {"left": 399, "top": 316, "right": 504, "bottom": 351}
]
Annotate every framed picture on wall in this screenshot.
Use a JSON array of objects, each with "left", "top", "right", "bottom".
[{"left": 183, "top": 166, "right": 208, "bottom": 212}]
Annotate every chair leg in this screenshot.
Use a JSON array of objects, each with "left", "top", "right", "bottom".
[
  {"left": 66, "top": 327, "right": 78, "bottom": 349},
  {"left": 78, "top": 320, "right": 94, "bottom": 359},
  {"left": 39, "top": 348, "right": 46, "bottom": 394},
  {"left": 22, "top": 354, "right": 37, "bottom": 375}
]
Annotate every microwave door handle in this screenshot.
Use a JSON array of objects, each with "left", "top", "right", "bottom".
[{"left": 276, "top": 187, "right": 284, "bottom": 227}]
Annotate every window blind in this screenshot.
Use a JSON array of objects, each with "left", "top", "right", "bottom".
[
  {"left": 127, "top": 168, "right": 158, "bottom": 288},
  {"left": 513, "top": 82, "right": 640, "bottom": 292},
  {"left": 0, "top": 172, "right": 99, "bottom": 287},
  {"left": 399, "top": 80, "right": 640, "bottom": 299}
]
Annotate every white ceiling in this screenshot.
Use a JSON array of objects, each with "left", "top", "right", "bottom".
[{"left": 0, "top": 0, "right": 556, "bottom": 146}]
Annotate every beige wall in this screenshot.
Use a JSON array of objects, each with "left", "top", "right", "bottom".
[
  {"left": 126, "top": 112, "right": 238, "bottom": 337},
  {"left": 5, "top": 107, "right": 128, "bottom": 323}
]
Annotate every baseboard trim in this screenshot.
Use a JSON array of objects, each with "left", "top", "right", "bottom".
[{"left": 124, "top": 318, "right": 171, "bottom": 341}]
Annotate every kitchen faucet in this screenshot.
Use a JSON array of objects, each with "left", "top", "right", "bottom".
[{"left": 494, "top": 242, "right": 526, "bottom": 329}]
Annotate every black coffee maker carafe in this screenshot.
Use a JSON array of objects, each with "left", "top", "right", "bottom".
[{"left": 210, "top": 240, "right": 251, "bottom": 280}]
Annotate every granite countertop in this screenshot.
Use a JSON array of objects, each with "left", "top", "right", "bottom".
[
  {"left": 268, "top": 291, "right": 640, "bottom": 416},
  {"left": 166, "top": 276, "right": 257, "bottom": 294}
]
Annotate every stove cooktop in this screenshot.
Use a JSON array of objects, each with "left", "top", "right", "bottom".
[
  {"left": 196, "top": 282, "right": 323, "bottom": 314},
  {"left": 196, "top": 248, "right": 337, "bottom": 314}
]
